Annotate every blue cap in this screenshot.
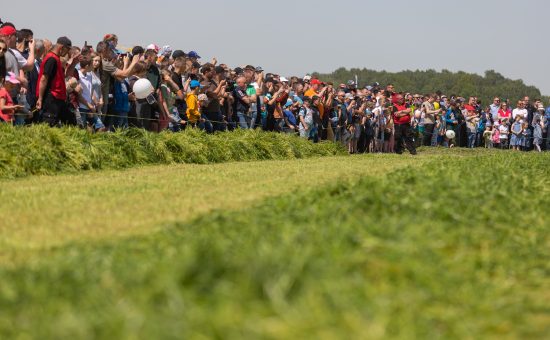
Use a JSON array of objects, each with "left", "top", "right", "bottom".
[
  {"left": 188, "top": 51, "right": 201, "bottom": 59},
  {"left": 190, "top": 80, "right": 202, "bottom": 89}
]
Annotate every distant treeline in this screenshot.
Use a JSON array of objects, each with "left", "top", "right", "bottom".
[{"left": 314, "top": 68, "right": 549, "bottom": 106}]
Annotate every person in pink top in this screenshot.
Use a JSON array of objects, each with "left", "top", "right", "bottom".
[{"left": 0, "top": 72, "right": 24, "bottom": 123}]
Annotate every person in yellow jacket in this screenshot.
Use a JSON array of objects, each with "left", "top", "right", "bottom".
[{"left": 186, "top": 80, "right": 202, "bottom": 126}]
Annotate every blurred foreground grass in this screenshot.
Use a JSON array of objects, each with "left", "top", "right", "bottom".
[{"left": 0, "top": 150, "right": 548, "bottom": 338}]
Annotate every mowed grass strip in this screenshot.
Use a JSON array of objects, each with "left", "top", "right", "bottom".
[
  {"left": 0, "top": 152, "right": 433, "bottom": 261},
  {"left": 0, "top": 151, "right": 548, "bottom": 339},
  {"left": 0, "top": 124, "right": 343, "bottom": 179}
]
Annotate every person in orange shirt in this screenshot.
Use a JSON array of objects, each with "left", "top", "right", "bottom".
[{"left": 186, "top": 80, "right": 202, "bottom": 126}]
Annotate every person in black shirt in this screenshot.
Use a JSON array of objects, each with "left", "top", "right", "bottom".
[{"left": 232, "top": 76, "right": 253, "bottom": 129}]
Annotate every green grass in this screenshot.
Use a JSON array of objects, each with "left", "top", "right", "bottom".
[
  {"left": 0, "top": 150, "right": 548, "bottom": 339},
  {"left": 0, "top": 124, "right": 344, "bottom": 179},
  {"left": 0, "top": 152, "right": 434, "bottom": 263}
]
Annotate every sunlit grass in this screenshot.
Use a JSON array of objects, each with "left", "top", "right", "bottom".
[{"left": 0, "top": 150, "right": 547, "bottom": 339}]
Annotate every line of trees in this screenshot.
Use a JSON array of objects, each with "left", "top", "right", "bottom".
[{"left": 314, "top": 68, "right": 549, "bottom": 106}]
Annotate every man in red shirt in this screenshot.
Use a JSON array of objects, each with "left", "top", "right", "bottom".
[
  {"left": 391, "top": 94, "right": 417, "bottom": 155},
  {"left": 36, "top": 36, "right": 74, "bottom": 126}
]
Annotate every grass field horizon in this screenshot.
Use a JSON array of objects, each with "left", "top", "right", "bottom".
[{"left": 0, "top": 146, "right": 548, "bottom": 338}]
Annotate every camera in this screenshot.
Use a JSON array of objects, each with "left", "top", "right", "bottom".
[{"left": 225, "top": 80, "right": 236, "bottom": 91}]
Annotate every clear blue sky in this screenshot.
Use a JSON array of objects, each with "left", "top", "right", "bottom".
[{"left": 4, "top": 0, "right": 549, "bottom": 95}]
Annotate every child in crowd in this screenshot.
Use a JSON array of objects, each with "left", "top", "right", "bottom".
[
  {"left": 510, "top": 116, "right": 522, "bottom": 151},
  {"left": 298, "top": 97, "right": 315, "bottom": 140},
  {"left": 185, "top": 80, "right": 202, "bottom": 128},
  {"left": 0, "top": 72, "right": 24, "bottom": 123},
  {"left": 483, "top": 126, "right": 493, "bottom": 148},
  {"left": 532, "top": 116, "right": 543, "bottom": 152},
  {"left": 498, "top": 119, "right": 509, "bottom": 149},
  {"left": 520, "top": 121, "right": 530, "bottom": 151},
  {"left": 362, "top": 111, "right": 375, "bottom": 153},
  {"left": 492, "top": 124, "right": 501, "bottom": 149}
]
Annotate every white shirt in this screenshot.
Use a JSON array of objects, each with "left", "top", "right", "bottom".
[
  {"left": 512, "top": 108, "right": 527, "bottom": 122},
  {"left": 499, "top": 124, "right": 509, "bottom": 139},
  {"left": 10, "top": 48, "right": 27, "bottom": 69},
  {"left": 78, "top": 70, "right": 94, "bottom": 110}
]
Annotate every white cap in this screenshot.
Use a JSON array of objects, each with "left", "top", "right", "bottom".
[{"left": 280, "top": 76, "right": 289, "bottom": 83}]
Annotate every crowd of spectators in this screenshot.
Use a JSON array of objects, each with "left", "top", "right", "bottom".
[{"left": 1, "top": 21, "right": 549, "bottom": 155}]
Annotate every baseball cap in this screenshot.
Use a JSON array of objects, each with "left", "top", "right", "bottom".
[
  {"left": 255, "top": 66, "right": 264, "bottom": 72},
  {"left": 244, "top": 65, "right": 255, "bottom": 71},
  {"left": 172, "top": 50, "right": 186, "bottom": 59},
  {"left": 158, "top": 45, "right": 172, "bottom": 57},
  {"left": 347, "top": 80, "right": 356, "bottom": 86},
  {"left": 310, "top": 79, "right": 322, "bottom": 85},
  {"left": 146, "top": 44, "right": 159, "bottom": 53},
  {"left": 57, "top": 36, "right": 72, "bottom": 48},
  {"left": 191, "top": 61, "right": 201, "bottom": 69},
  {"left": 365, "top": 85, "right": 373, "bottom": 91},
  {"left": 214, "top": 66, "right": 226, "bottom": 74},
  {"left": 188, "top": 51, "right": 201, "bottom": 59},
  {"left": 372, "top": 82, "right": 380, "bottom": 87},
  {"left": 280, "top": 77, "right": 289, "bottom": 83},
  {"left": 234, "top": 67, "right": 244, "bottom": 75},
  {"left": 303, "top": 74, "right": 312, "bottom": 81},
  {"left": 190, "top": 80, "right": 203, "bottom": 89},
  {"left": 5, "top": 72, "right": 20, "bottom": 84},
  {"left": 0, "top": 26, "right": 16, "bottom": 36}
]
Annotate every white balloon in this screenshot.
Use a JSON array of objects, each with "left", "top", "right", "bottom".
[
  {"left": 446, "top": 130, "right": 456, "bottom": 139},
  {"left": 133, "top": 78, "right": 154, "bottom": 100}
]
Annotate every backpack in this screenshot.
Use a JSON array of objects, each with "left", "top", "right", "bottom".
[{"left": 113, "top": 79, "right": 130, "bottom": 113}]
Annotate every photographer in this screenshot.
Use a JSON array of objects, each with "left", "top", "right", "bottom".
[{"left": 12, "top": 29, "right": 35, "bottom": 73}]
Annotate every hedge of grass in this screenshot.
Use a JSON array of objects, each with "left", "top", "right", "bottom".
[
  {"left": 0, "top": 152, "right": 548, "bottom": 338},
  {"left": 0, "top": 124, "right": 345, "bottom": 178}
]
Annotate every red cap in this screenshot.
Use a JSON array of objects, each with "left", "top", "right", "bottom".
[
  {"left": 0, "top": 26, "right": 16, "bottom": 36},
  {"left": 310, "top": 79, "right": 322, "bottom": 85}
]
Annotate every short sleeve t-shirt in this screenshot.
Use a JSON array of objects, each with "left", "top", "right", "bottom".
[
  {"left": 422, "top": 101, "right": 436, "bottom": 125},
  {"left": 78, "top": 70, "right": 94, "bottom": 109},
  {"left": 0, "top": 87, "right": 15, "bottom": 122},
  {"left": 4, "top": 50, "right": 20, "bottom": 75},
  {"left": 233, "top": 87, "right": 249, "bottom": 113},
  {"left": 10, "top": 49, "right": 27, "bottom": 68},
  {"left": 185, "top": 93, "right": 200, "bottom": 123}
]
